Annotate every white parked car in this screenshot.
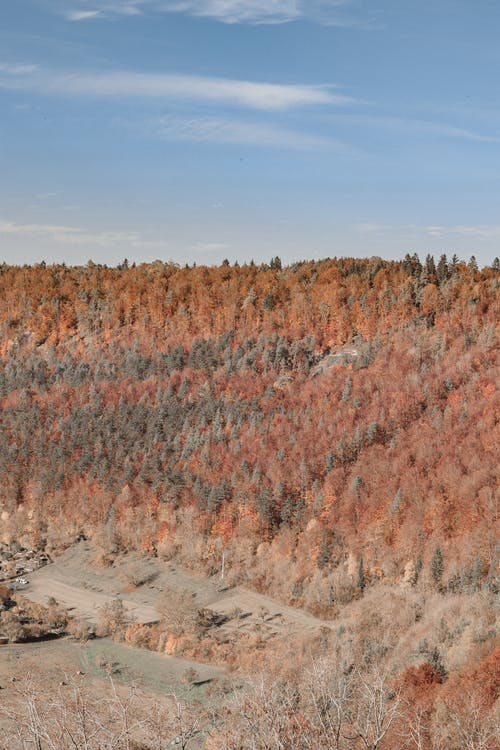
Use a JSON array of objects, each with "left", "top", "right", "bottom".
[{"left": 15, "top": 578, "right": 28, "bottom": 585}]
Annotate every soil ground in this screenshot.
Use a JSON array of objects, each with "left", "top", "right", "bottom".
[
  {"left": 1, "top": 541, "right": 332, "bottom": 723},
  {"left": 21, "top": 542, "right": 330, "bottom": 635},
  {"left": 0, "top": 637, "right": 223, "bottom": 700},
  {"left": 24, "top": 577, "right": 160, "bottom": 624}
]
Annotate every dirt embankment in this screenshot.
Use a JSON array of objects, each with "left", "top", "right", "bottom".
[{"left": 21, "top": 543, "right": 330, "bottom": 636}]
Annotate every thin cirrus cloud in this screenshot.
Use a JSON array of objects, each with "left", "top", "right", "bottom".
[
  {"left": 356, "top": 222, "right": 500, "bottom": 242},
  {"left": 64, "top": 2, "right": 142, "bottom": 20},
  {"left": 66, "top": 10, "right": 104, "bottom": 20},
  {"left": 0, "top": 220, "right": 157, "bottom": 248},
  {"left": 425, "top": 225, "right": 500, "bottom": 240},
  {"left": 143, "top": 114, "right": 345, "bottom": 150},
  {"left": 165, "top": 0, "right": 303, "bottom": 24},
  {"left": 0, "top": 62, "right": 40, "bottom": 75},
  {"left": 329, "top": 114, "right": 500, "bottom": 143},
  {"left": 0, "top": 65, "right": 348, "bottom": 111},
  {"left": 161, "top": 1, "right": 349, "bottom": 25},
  {"left": 60, "top": 1, "right": 353, "bottom": 25}
]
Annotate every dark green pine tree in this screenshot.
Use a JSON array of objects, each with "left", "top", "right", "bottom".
[
  {"left": 317, "top": 529, "right": 331, "bottom": 570},
  {"left": 431, "top": 546, "right": 444, "bottom": 587},
  {"left": 357, "top": 557, "right": 366, "bottom": 591},
  {"left": 436, "top": 254, "right": 449, "bottom": 286}
]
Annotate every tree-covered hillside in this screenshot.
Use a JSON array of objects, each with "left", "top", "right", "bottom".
[
  {"left": 0, "top": 255, "right": 497, "bottom": 596},
  {"left": 1, "top": 254, "right": 499, "bottom": 744}
]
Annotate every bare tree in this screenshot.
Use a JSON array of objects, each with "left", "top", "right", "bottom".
[
  {"left": 398, "top": 704, "right": 430, "bottom": 750},
  {"left": 0, "top": 675, "right": 116, "bottom": 749},
  {"left": 211, "top": 662, "right": 402, "bottom": 750},
  {"left": 146, "top": 694, "right": 206, "bottom": 750},
  {"left": 345, "top": 669, "right": 402, "bottom": 750},
  {"left": 0, "top": 673, "right": 207, "bottom": 750},
  {"left": 300, "top": 657, "right": 356, "bottom": 749},
  {"left": 156, "top": 586, "right": 198, "bottom": 636},
  {"left": 97, "top": 596, "right": 129, "bottom": 638},
  {"left": 212, "top": 672, "right": 305, "bottom": 749},
  {"left": 433, "top": 693, "right": 500, "bottom": 750}
]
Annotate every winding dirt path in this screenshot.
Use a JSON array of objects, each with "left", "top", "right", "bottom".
[
  {"left": 23, "top": 578, "right": 159, "bottom": 625},
  {"left": 22, "top": 543, "right": 331, "bottom": 637}
]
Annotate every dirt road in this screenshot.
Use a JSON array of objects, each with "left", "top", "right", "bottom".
[
  {"left": 24, "top": 578, "right": 160, "bottom": 625},
  {"left": 22, "top": 543, "right": 331, "bottom": 637}
]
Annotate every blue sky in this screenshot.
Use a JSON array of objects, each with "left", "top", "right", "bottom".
[{"left": 1, "top": 1, "right": 500, "bottom": 266}]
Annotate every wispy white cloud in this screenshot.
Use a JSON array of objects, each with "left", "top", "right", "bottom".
[
  {"left": 0, "top": 65, "right": 348, "bottom": 110},
  {"left": 330, "top": 114, "right": 500, "bottom": 143},
  {"left": 35, "top": 191, "right": 60, "bottom": 200},
  {"left": 0, "top": 220, "right": 160, "bottom": 248},
  {"left": 143, "top": 114, "right": 345, "bottom": 150},
  {"left": 56, "top": 1, "right": 358, "bottom": 26},
  {"left": 355, "top": 222, "right": 391, "bottom": 234},
  {"left": 64, "top": 2, "right": 142, "bottom": 20},
  {"left": 66, "top": 10, "right": 103, "bottom": 20},
  {"left": 425, "top": 224, "right": 500, "bottom": 239},
  {"left": 0, "top": 62, "right": 39, "bottom": 75},
  {"left": 164, "top": 1, "right": 306, "bottom": 25},
  {"left": 355, "top": 222, "right": 500, "bottom": 243}
]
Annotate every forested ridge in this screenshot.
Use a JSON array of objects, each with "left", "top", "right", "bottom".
[
  {"left": 0, "top": 256, "right": 500, "bottom": 588},
  {"left": 0, "top": 253, "right": 499, "bottom": 744},
  {"left": 0, "top": 254, "right": 498, "bottom": 590}
]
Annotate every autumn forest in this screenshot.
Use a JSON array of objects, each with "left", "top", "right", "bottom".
[{"left": 0, "top": 253, "right": 498, "bottom": 747}]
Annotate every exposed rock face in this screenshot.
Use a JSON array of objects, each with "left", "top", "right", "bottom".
[{"left": 310, "top": 346, "right": 361, "bottom": 376}]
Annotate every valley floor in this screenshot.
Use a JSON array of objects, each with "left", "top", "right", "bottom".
[{"left": 23, "top": 541, "right": 330, "bottom": 636}]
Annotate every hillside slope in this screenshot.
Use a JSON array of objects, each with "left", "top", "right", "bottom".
[
  {"left": 1, "top": 253, "right": 498, "bottom": 744},
  {"left": 0, "top": 255, "right": 497, "bottom": 593}
]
